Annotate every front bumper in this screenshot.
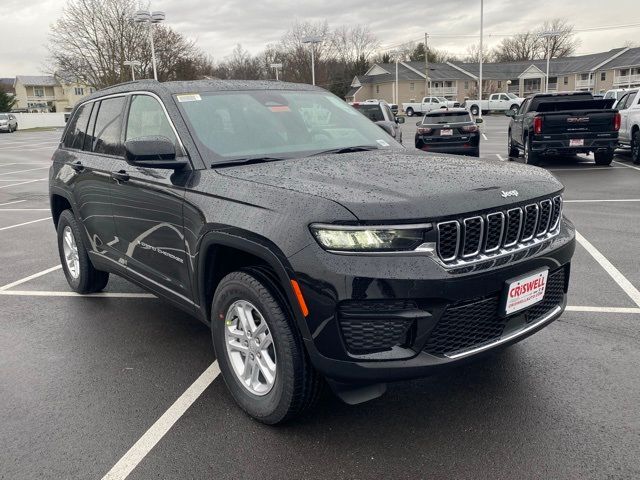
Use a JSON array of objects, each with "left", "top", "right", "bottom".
[
  {"left": 289, "top": 218, "right": 575, "bottom": 383},
  {"left": 0, "top": 124, "right": 10, "bottom": 131}
]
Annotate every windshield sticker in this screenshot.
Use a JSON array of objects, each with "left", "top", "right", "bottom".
[
  {"left": 176, "top": 94, "right": 202, "bottom": 103},
  {"left": 376, "top": 139, "right": 390, "bottom": 147}
]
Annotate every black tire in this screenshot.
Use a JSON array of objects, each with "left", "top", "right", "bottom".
[
  {"left": 524, "top": 136, "right": 541, "bottom": 166},
  {"left": 470, "top": 105, "right": 479, "bottom": 116},
  {"left": 471, "top": 148, "right": 480, "bottom": 157},
  {"left": 507, "top": 132, "right": 519, "bottom": 158},
  {"left": 510, "top": 104, "right": 519, "bottom": 112},
  {"left": 594, "top": 150, "right": 614, "bottom": 166},
  {"left": 57, "top": 210, "right": 109, "bottom": 293},
  {"left": 211, "top": 270, "right": 321, "bottom": 424},
  {"left": 405, "top": 107, "right": 414, "bottom": 117},
  {"left": 632, "top": 130, "right": 640, "bottom": 165}
]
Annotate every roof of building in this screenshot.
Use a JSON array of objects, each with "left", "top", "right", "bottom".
[
  {"left": 602, "top": 47, "right": 640, "bottom": 69},
  {"left": 345, "top": 86, "right": 361, "bottom": 98},
  {"left": 15, "top": 75, "right": 59, "bottom": 87}
]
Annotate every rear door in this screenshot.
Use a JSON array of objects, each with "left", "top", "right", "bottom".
[
  {"left": 109, "top": 93, "right": 194, "bottom": 306},
  {"left": 60, "top": 101, "right": 120, "bottom": 266},
  {"left": 512, "top": 98, "right": 529, "bottom": 146}
]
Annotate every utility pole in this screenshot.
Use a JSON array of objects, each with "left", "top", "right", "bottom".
[
  {"left": 424, "top": 32, "right": 429, "bottom": 96},
  {"left": 478, "top": 0, "right": 483, "bottom": 118},
  {"left": 395, "top": 60, "right": 399, "bottom": 105}
]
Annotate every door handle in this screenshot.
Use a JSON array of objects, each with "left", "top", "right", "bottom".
[
  {"left": 70, "top": 160, "right": 84, "bottom": 172},
  {"left": 110, "top": 170, "right": 130, "bottom": 183}
]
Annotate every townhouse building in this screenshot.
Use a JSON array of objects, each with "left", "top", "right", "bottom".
[
  {"left": 347, "top": 46, "right": 640, "bottom": 106},
  {"left": 12, "top": 75, "right": 94, "bottom": 113}
]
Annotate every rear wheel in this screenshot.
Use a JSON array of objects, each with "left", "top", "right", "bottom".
[
  {"left": 211, "top": 271, "right": 321, "bottom": 424},
  {"left": 594, "top": 150, "right": 614, "bottom": 166},
  {"left": 632, "top": 130, "right": 640, "bottom": 164},
  {"left": 470, "top": 105, "right": 479, "bottom": 116},
  {"left": 524, "top": 136, "right": 541, "bottom": 166},
  {"left": 405, "top": 107, "right": 414, "bottom": 117},
  {"left": 57, "top": 210, "right": 109, "bottom": 293},
  {"left": 507, "top": 132, "right": 519, "bottom": 158}
]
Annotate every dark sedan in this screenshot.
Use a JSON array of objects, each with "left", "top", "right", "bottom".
[{"left": 415, "top": 109, "right": 482, "bottom": 157}]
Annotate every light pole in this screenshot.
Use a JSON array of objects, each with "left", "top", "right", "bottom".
[
  {"left": 270, "top": 63, "right": 282, "bottom": 81},
  {"left": 539, "top": 31, "right": 561, "bottom": 93},
  {"left": 134, "top": 10, "right": 165, "bottom": 81},
  {"left": 302, "top": 36, "right": 322, "bottom": 85},
  {"left": 478, "top": 0, "right": 484, "bottom": 118},
  {"left": 124, "top": 60, "right": 141, "bottom": 81}
]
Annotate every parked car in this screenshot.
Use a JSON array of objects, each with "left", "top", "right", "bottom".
[
  {"left": 402, "top": 96, "right": 460, "bottom": 117},
  {"left": 604, "top": 88, "right": 627, "bottom": 106},
  {"left": 50, "top": 80, "right": 575, "bottom": 424},
  {"left": 615, "top": 88, "right": 640, "bottom": 163},
  {"left": 506, "top": 92, "right": 619, "bottom": 166},
  {"left": 415, "top": 108, "right": 482, "bottom": 157},
  {"left": 349, "top": 100, "right": 404, "bottom": 143},
  {"left": 0, "top": 113, "right": 18, "bottom": 133},
  {"left": 465, "top": 93, "right": 524, "bottom": 116},
  {"left": 364, "top": 99, "right": 398, "bottom": 114}
]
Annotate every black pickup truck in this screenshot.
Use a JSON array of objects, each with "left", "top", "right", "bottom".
[{"left": 506, "top": 92, "right": 620, "bottom": 166}]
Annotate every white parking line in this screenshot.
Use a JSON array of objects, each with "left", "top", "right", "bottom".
[
  {"left": 482, "top": 133, "right": 488, "bottom": 140},
  {"left": 564, "top": 199, "right": 640, "bottom": 203},
  {"left": 576, "top": 231, "right": 640, "bottom": 308},
  {"left": 0, "top": 290, "right": 156, "bottom": 298},
  {"left": 613, "top": 160, "right": 640, "bottom": 172},
  {"left": 0, "top": 265, "right": 62, "bottom": 291},
  {"left": 566, "top": 306, "right": 640, "bottom": 314},
  {"left": 0, "top": 208, "right": 51, "bottom": 211},
  {"left": 0, "top": 200, "right": 25, "bottom": 206},
  {"left": 101, "top": 361, "right": 220, "bottom": 480},
  {"left": 0, "top": 166, "right": 49, "bottom": 176},
  {"left": 495, "top": 154, "right": 505, "bottom": 161},
  {"left": 0, "top": 178, "right": 47, "bottom": 189},
  {"left": 0, "top": 217, "right": 51, "bottom": 232}
]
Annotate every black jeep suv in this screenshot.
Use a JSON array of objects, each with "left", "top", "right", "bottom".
[{"left": 50, "top": 80, "right": 575, "bottom": 424}]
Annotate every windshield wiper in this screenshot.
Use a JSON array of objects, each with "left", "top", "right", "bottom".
[
  {"left": 309, "top": 145, "right": 380, "bottom": 156},
  {"left": 212, "top": 156, "right": 285, "bottom": 168}
]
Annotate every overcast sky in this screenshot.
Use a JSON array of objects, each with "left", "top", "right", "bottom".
[{"left": 2, "top": 0, "right": 639, "bottom": 76}]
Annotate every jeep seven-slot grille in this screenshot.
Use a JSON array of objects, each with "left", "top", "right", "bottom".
[{"left": 436, "top": 195, "right": 562, "bottom": 265}]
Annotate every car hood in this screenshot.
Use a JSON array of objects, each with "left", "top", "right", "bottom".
[{"left": 215, "top": 150, "right": 563, "bottom": 221}]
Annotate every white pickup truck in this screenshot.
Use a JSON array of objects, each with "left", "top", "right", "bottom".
[
  {"left": 464, "top": 93, "right": 524, "bottom": 116},
  {"left": 402, "top": 96, "right": 460, "bottom": 117},
  {"left": 615, "top": 88, "right": 640, "bottom": 164}
]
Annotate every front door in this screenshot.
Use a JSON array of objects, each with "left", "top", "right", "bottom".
[{"left": 109, "top": 94, "right": 194, "bottom": 306}]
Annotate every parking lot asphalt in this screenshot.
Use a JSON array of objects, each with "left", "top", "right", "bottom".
[{"left": 1, "top": 121, "right": 639, "bottom": 480}]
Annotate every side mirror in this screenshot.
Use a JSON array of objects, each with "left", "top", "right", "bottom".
[
  {"left": 124, "top": 136, "right": 187, "bottom": 169},
  {"left": 375, "top": 121, "right": 394, "bottom": 136},
  {"left": 416, "top": 121, "right": 422, "bottom": 126},
  {"left": 475, "top": 118, "right": 484, "bottom": 124},
  {"left": 505, "top": 109, "right": 516, "bottom": 117},
  {"left": 396, "top": 116, "right": 405, "bottom": 124}
]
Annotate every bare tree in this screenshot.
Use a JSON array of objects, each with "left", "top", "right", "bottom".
[
  {"left": 537, "top": 19, "right": 580, "bottom": 59},
  {"left": 462, "top": 43, "right": 495, "bottom": 63}
]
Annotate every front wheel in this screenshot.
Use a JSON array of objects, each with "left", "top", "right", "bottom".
[
  {"left": 524, "top": 136, "right": 541, "bottom": 166},
  {"left": 57, "top": 210, "right": 109, "bottom": 293},
  {"left": 211, "top": 271, "right": 321, "bottom": 424},
  {"left": 632, "top": 130, "right": 640, "bottom": 164},
  {"left": 405, "top": 107, "right": 414, "bottom": 117}
]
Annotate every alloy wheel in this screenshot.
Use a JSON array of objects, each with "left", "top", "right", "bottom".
[
  {"left": 224, "top": 299, "right": 277, "bottom": 396},
  {"left": 62, "top": 226, "right": 80, "bottom": 279}
]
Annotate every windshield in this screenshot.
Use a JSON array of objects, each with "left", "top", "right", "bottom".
[
  {"left": 0, "top": 114, "right": 8, "bottom": 120},
  {"left": 352, "top": 103, "right": 385, "bottom": 122},
  {"left": 506, "top": 92, "right": 518, "bottom": 99},
  {"left": 176, "top": 91, "right": 400, "bottom": 163},
  {"left": 422, "top": 112, "right": 471, "bottom": 124}
]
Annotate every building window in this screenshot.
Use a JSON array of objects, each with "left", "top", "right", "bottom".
[
  {"left": 464, "top": 81, "right": 469, "bottom": 90},
  {"left": 34, "top": 87, "right": 44, "bottom": 97},
  {"left": 497, "top": 81, "right": 502, "bottom": 89},
  {"left": 376, "top": 85, "right": 379, "bottom": 94},
  {"left": 410, "top": 82, "right": 414, "bottom": 91},
  {"left": 74, "top": 87, "right": 84, "bottom": 96},
  {"left": 620, "top": 69, "right": 629, "bottom": 76},
  {"left": 563, "top": 76, "right": 568, "bottom": 85},
  {"left": 89, "top": 87, "right": 95, "bottom": 94},
  {"left": 600, "top": 72, "right": 606, "bottom": 82}
]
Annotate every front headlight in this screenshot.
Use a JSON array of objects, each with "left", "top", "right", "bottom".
[{"left": 309, "top": 223, "right": 431, "bottom": 252}]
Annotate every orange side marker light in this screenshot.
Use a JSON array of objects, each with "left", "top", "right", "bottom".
[{"left": 290, "top": 280, "right": 309, "bottom": 317}]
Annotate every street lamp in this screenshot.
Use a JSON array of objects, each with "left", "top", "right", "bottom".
[
  {"left": 134, "top": 10, "right": 165, "bottom": 81},
  {"left": 539, "top": 31, "right": 561, "bottom": 93},
  {"left": 124, "top": 60, "right": 141, "bottom": 81},
  {"left": 270, "top": 63, "right": 283, "bottom": 81},
  {"left": 478, "top": 0, "right": 484, "bottom": 119},
  {"left": 302, "top": 36, "right": 322, "bottom": 85}
]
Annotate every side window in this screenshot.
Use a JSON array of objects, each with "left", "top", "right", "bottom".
[
  {"left": 92, "top": 96, "right": 126, "bottom": 156},
  {"left": 383, "top": 104, "right": 394, "bottom": 120},
  {"left": 63, "top": 104, "right": 91, "bottom": 149},
  {"left": 616, "top": 94, "right": 630, "bottom": 110},
  {"left": 500, "top": 94, "right": 509, "bottom": 101},
  {"left": 125, "top": 95, "right": 177, "bottom": 145},
  {"left": 518, "top": 99, "right": 530, "bottom": 114},
  {"left": 83, "top": 101, "right": 99, "bottom": 151}
]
